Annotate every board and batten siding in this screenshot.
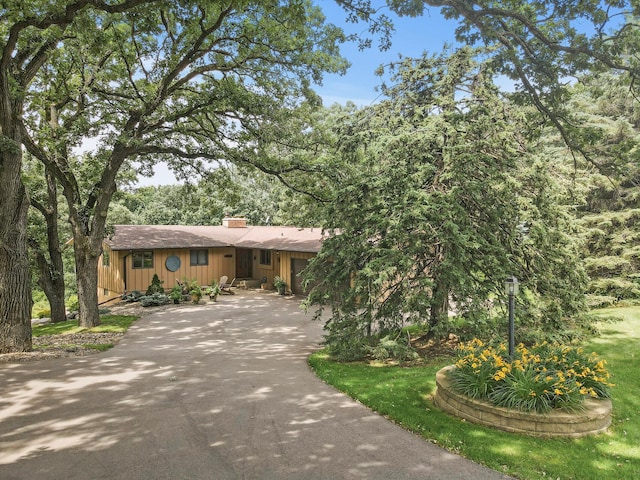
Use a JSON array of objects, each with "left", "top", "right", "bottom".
[
  {"left": 97, "top": 245, "right": 319, "bottom": 302},
  {"left": 253, "top": 248, "right": 278, "bottom": 285},
  {"left": 278, "top": 251, "right": 315, "bottom": 293},
  {"left": 123, "top": 247, "right": 235, "bottom": 293},
  {"left": 97, "top": 246, "right": 126, "bottom": 304}
]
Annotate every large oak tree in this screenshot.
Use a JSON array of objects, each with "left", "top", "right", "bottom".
[
  {"left": 1, "top": 0, "right": 158, "bottom": 353},
  {"left": 1, "top": 0, "right": 347, "bottom": 351}
]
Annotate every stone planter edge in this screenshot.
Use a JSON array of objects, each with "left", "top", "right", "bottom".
[{"left": 434, "top": 365, "right": 612, "bottom": 438}]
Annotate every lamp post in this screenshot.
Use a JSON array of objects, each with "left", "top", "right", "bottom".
[{"left": 505, "top": 276, "right": 519, "bottom": 359}]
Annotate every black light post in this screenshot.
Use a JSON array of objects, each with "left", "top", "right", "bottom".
[{"left": 505, "top": 276, "right": 519, "bottom": 359}]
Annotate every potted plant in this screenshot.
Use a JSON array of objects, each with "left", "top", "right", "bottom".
[
  {"left": 168, "top": 285, "right": 182, "bottom": 304},
  {"left": 188, "top": 279, "right": 202, "bottom": 304},
  {"left": 206, "top": 281, "right": 222, "bottom": 302},
  {"left": 273, "top": 276, "right": 286, "bottom": 295}
]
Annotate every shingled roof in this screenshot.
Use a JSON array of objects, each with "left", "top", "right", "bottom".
[{"left": 105, "top": 223, "right": 325, "bottom": 253}]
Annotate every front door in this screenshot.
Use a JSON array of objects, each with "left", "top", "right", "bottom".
[{"left": 236, "top": 249, "right": 253, "bottom": 278}]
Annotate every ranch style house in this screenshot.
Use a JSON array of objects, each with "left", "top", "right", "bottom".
[{"left": 97, "top": 217, "right": 324, "bottom": 304}]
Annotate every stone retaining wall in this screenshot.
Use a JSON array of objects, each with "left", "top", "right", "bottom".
[{"left": 434, "top": 365, "right": 612, "bottom": 438}]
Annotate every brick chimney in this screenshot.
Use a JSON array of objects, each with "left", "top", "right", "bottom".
[{"left": 222, "top": 217, "right": 247, "bottom": 228}]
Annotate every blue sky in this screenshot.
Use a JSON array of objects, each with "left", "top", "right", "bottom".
[{"left": 315, "top": 2, "right": 460, "bottom": 106}]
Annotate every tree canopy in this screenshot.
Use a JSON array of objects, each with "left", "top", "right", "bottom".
[
  {"left": 1, "top": 0, "right": 349, "bottom": 349},
  {"left": 3, "top": 0, "right": 639, "bottom": 354},
  {"left": 305, "top": 49, "right": 589, "bottom": 360},
  {"left": 343, "top": 1, "right": 640, "bottom": 162}
]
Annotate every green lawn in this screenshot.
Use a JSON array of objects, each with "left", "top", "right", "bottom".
[
  {"left": 308, "top": 307, "right": 640, "bottom": 480},
  {"left": 32, "top": 315, "right": 138, "bottom": 352},
  {"left": 32, "top": 315, "right": 138, "bottom": 337}
]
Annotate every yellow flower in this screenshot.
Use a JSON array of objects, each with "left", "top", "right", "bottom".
[
  {"left": 579, "top": 387, "right": 592, "bottom": 396},
  {"left": 493, "top": 370, "right": 506, "bottom": 381},
  {"left": 554, "top": 388, "right": 562, "bottom": 395}
]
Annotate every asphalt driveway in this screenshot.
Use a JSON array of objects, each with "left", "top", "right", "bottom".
[{"left": 0, "top": 291, "right": 512, "bottom": 479}]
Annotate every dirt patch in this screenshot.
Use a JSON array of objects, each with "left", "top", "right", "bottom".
[
  {"left": 412, "top": 333, "right": 460, "bottom": 359},
  {"left": 0, "top": 332, "right": 124, "bottom": 364}
]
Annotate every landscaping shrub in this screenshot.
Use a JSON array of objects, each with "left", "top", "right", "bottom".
[
  {"left": 146, "top": 274, "right": 165, "bottom": 295},
  {"left": 366, "top": 334, "right": 419, "bottom": 362},
  {"left": 32, "top": 290, "right": 50, "bottom": 319},
  {"left": 66, "top": 294, "right": 79, "bottom": 311},
  {"left": 323, "top": 316, "right": 371, "bottom": 362},
  {"left": 140, "top": 293, "right": 170, "bottom": 307},
  {"left": 449, "top": 339, "right": 613, "bottom": 413},
  {"left": 586, "top": 294, "right": 618, "bottom": 309},
  {"left": 589, "top": 277, "right": 640, "bottom": 300},
  {"left": 122, "top": 290, "right": 143, "bottom": 303}
]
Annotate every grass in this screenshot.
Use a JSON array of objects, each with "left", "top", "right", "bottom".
[
  {"left": 308, "top": 307, "right": 640, "bottom": 480},
  {"left": 32, "top": 315, "right": 138, "bottom": 337},
  {"left": 32, "top": 315, "right": 138, "bottom": 352}
]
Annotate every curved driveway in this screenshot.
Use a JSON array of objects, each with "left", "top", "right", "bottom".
[{"left": 0, "top": 291, "right": 511, "bottom": 480}]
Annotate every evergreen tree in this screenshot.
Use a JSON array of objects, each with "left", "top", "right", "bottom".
[
  {"left": 305, "top": 49, "right": 588, "bottom": 359},
  {"left": 568, "top": 72, "right": 640, "bottom": 306}
]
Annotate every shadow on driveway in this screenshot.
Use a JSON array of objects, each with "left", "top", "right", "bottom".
[{"left": 0, "top": 291, "right": 511, "bottom": 480}]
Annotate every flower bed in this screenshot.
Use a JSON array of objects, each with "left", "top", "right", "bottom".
[
  {"left": 433, "top": 339, "right": 613, "bottom": 437},
  {"left": 449, "top": 339, "right": 613, "bottom": 412},
  {"left": 435, "top": 366, "right": 612, "bottom": 437}
]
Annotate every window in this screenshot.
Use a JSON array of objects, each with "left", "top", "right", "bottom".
[
  {"left": 102, "top": 250, "right": 110, "bottom": 266},
  {"left": 132, "top": 251, "right": 153, "bottom": 269},
  {"left": 190, "top": 249, "right": 208, "bottom": 266},
  {"left": 259, "top": 249, "right": 271, "bottom": 266}
]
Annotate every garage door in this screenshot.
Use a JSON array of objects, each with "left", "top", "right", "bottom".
[{"left": 291, "top": 258, "right": 309, "bottom": 295}]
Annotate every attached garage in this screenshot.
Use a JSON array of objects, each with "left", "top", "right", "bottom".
[{"left": 97, "top": 218, "right": 326, "bottom": 302}]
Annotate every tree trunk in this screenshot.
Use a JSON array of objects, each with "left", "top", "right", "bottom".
[
  {"left": 31, "top": 245, "right": 67, "bottom": 324},
  {"left": 75, "top": 247, "right": 101, "bottom": 328},
  {"left": 429, "top": 277, "right": 450, "bottom": 332},
  {"left": 0, "top": 185, "right": 33, "bottom": 352},
  {"left": 0, "top": 119, "right": 33, "bottom": 352},
  {"left": 46, "top": 281, "right": 67, "bottom": 324},
  {"left": 62, "top": 142, "right": 123, "bottom": 328},
  {"left": 429, "top": 245, "right": 449, "bottom": 333},
  {"left": 29, "top": 167, "right": 67, "bottom": 323}
]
